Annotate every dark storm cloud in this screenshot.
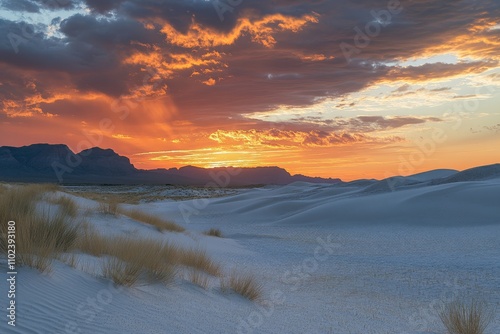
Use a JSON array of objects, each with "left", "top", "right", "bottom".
[
  {"left": 83, "top": 0, "right": 121, "bottom": 12},
  {"left": 82, "top": 0, "right": 327, "bottom": 32},
  {"left": 0, "top": 13, "right": 169, "bottom": 99},
  {"left": 33, "top": 0, "right": 76, "bottom": 10},
  {"left": 1, "top": 0, "right": 77, "bottom": 11},
  {"left": 1, "top": 0, "right": 40, "bottom": 13},
  {"left": 0, "top": 0, "right": 499, "bottom": 124},
  {"left": 0, "top": 18, "right": 112, "bottom": 72}
]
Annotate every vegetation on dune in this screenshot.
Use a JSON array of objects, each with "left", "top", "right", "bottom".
[
  {"left": 119, "top": 208, "right": 185, "bottom": 232},
  {"left": 0, "top": 184, "right": 78, "bottom": 272},
  {"left": 174, "top": 248, "right": 222, "bottom": 277},
  {"left": 77, "top": 228, "right": 219, "bottom": 286},
  {"left": 222, "top": 271, "right": 263, "bottom": 301},
  {"left": 101, "top": 257, "right": 142, "bottom": 287},
  {"left": 439, "top": 299, "right": 493, "bottom": 334},
  {"left": 203, "top": 228, "right": 223, "bottom": 238},
  {"left": 48, "top": 195, "right": 79, "bottom": 217},
  {"left": 0, "top": 184, "right": 263, "bottom": 302},
  {"left": 98, "top": 198, "right": 119, "bottom": 216},
  {"left": 188, "top": 269, "right": 210, "bottom": 289}
]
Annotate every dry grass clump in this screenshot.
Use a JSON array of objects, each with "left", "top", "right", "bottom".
[
  {"left": 15, "top": 211, "right": 79, "bottom": 272},
  {"left": 0, "top": 185, "right": 41, "bottom": 224},
  {"left": 101, "top": 257, "right": 141, "bottom": 286},
  {"left": 0, "top": 185, "right": 79, "bottom": 272},
  {"left": 203, "top": 228, "right": 223, "bottom": 237},
  {"left": 66, "top": 191, "right": 141, "bottom": 205},
  {"left": 77, "top": 227, "right": 220, "bottom": 286},
  {"left": 116, "top": 237, "right": 176, "bottom": 285},
  {"left": 77, "top": 227, "right": 110, "bottom": 257},
  {"left": 59, "top": 253, "right": 78, "bottom": 268},
  {"left": 174, "top": 248, "right": 222, "bottom": 277},
  {"left": 188, "top": 269, "right": 209, "bottom": 289},
  {"left": 98, "top": 199, "right": 119, "bottom": 216},
  {"left": 77, "top": 231, "right": 176, "bottom": 286},
  {"left": 439, "top": 299, "right": 493, "bottom": 334},
  {"left": 49, "top": 195, "right": 79, "bottom": 217},
  {"left": 222, "top": 271, "right": 263, "bottom": 301},
  {"left": 35, "top": 183, "right": 61, "bottom": 192},
  {"left": 119, "top": 208, "right": 185, "bottom": 232}
]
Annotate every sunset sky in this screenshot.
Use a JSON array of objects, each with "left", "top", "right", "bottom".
[{"left": 1, "top": 0, "right": 499, "bottom": 180}]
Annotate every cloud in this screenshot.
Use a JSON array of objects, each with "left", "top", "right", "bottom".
[
  {"left": 395, "top": 84, "right": 411, "bottom": 93},
  {"left": 208, "top": 128, "right": 404, "bottom": 148},
  {"left": 0, "top": 0, "right": 40, "bottom": 13},
  {"left": 385, "top": 61, "right": 499, "bottom": 83},
  {"left": 0, "top": 0, "right": 499, "bottom": 160},
  {"left": 285, "top": 115, "right": 442, "bottom": 133},
  {"left": 158, "top": 12, "right": 318, "bottom": 48}
]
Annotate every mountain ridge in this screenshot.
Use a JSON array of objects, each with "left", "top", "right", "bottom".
[
  {"left": 1, "top": 144, "right": 498, "bottom": 187},
  {"left": 0, "top": 143, "right": 341, "bottom": 186}
]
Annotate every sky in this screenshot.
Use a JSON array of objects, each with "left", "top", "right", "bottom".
[{"left": 0, "top": 0, "right": 499, "bottom": 180}]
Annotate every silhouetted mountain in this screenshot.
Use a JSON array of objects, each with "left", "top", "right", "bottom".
[
  {"left": 0, "top": 144, "right": 341, "bottom": 186},
  {"left": 0, "top": 144, "right": 70, "bottom": 172},
  {"left": 76, "top": 147, "right": 136, "bottom": 175}
]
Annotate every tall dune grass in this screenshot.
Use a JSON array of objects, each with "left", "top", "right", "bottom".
[
  {"left": 77, "top": 231, "right": 176, "bottom": 285},
  {"left": 188, "top": 269, "right": 210, "bottom": 289},
  {"left": 0, "top": 185, "right": 78, "bottom": 272},
  {"left": 222, "top": 271, "right": 263, "bottom": 301},
  {"left": 174, "top": 248, "right": 222, "bottom": 277},
  {"left": 439, "top": 299, "right": 493, "bottom": 334},
  {"left": 77, "top": 227, "right": 220, "bottom": 286},
  {"left": 203, "top": 228, "right": 223, "bottom": 237},
  {"left": 101, "top": 257, "right": 142, "bottom": 286},
  {"left": 119, "top": 208, "right": 185, "bottom": 232},
  {"left": 0, "top": 185, "right": 261, "bottom": 297},
  {"left": 98, "top": 199, "right": 119, "bottom": 216},
  {"left": 48, "top": 195, "right": 78, "bottom": 217}
]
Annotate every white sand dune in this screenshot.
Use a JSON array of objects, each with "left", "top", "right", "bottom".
[
  {"left": 406, "top": 169, "right": 458, "bottom": 182},
  {"left": 434, "top": 163, "right": 500, "bottom": 184},
  {"left": 1, "top": 172, "right": 500, "bottom": 333}
]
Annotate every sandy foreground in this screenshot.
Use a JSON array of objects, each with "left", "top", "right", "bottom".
[{"left": 1, "top": 176, "right": 499, "bottom": 334}]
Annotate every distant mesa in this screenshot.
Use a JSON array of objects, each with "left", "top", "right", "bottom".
[
  {"left": 0, "top": 144, "right": 341, "bottom": 186},
  {"left": 1, "top": 144, "right": 498, "bottom": 187}
]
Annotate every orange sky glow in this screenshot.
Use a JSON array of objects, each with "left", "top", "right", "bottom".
[{"left": 1, "top": 1, "right": 499, "bottom": 180}]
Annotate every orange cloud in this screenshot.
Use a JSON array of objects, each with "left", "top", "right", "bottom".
[
  {"left": 202, "top": 78, "right": 216, "bottom": 86},
  {"left": 401, "top": 19, "right": 500, "bottom": 62},
  {"left": 294, "top": 53, "right": 332, "bottom": 62},
  {"left": 111, "top": 134, "right": 133, "bottom": 140},
  {"left": 375, "top": 61, "right": 499, "bottom": 86},
  {"left": 208, "top": 129, "right": 404, "bottom": 148},
  {"left": 157, "top": 13, "right": 319, "bottom": 48},
  {"left": 1, "top": 90, "right": 103, "bottom": 119}
]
